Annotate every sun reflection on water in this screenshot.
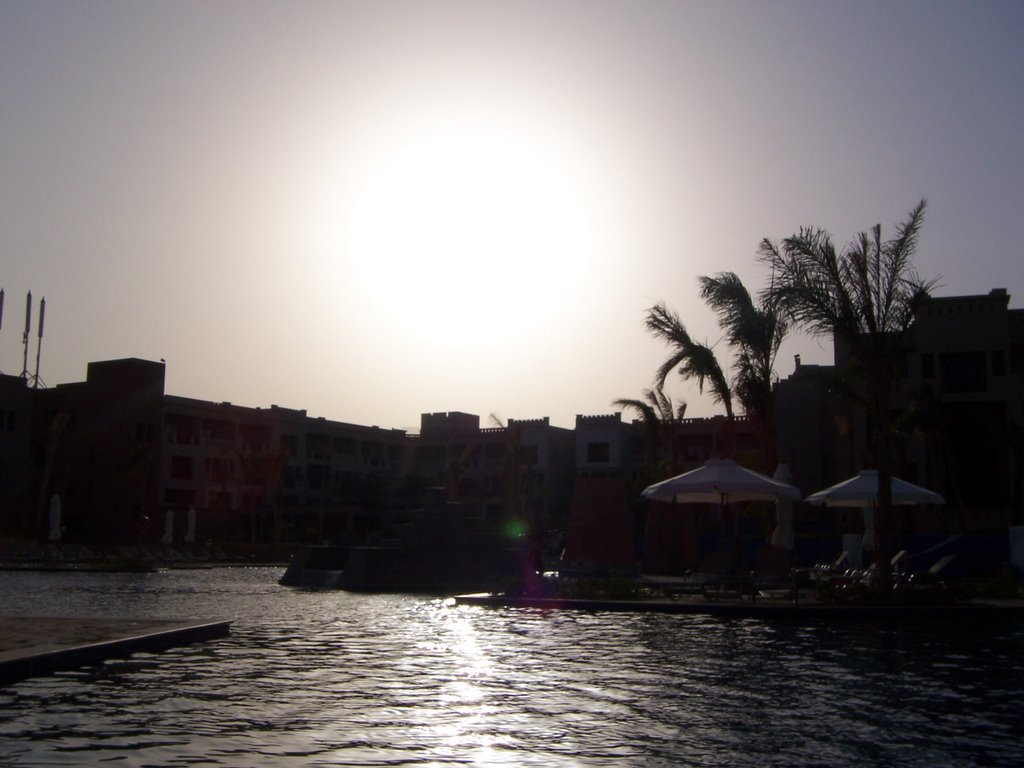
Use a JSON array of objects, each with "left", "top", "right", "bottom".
[{"left": 1, "top": 569, "right": 1023, "bottom": 767}]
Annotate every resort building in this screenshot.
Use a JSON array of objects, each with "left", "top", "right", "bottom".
[
  {"left": 414, "top": 411, "right": 576, "bottom": 538},
  {"left": 774, "top": 287, "right": 1024, "bottom": 532},
  {"left": 1, "top": 287, "right": 1020, "bottom": 568},
  {"left": 0, "top": 373, "right": 34, "bottom": 538},
  {"left": 160, "top": 394, "right": 413, "bottom": 554}
]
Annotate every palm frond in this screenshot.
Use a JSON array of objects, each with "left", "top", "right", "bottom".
[
  {"left": 612, "top": 397, "right": 659, "bottom": 426},
  {"left": 644, "top": 301, "right": 733, "bottom": 417},
  {"left": 698, "top": 273, "right": 756, "bottom": 346}
]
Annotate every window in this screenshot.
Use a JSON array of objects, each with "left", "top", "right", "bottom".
[
  {"left": 1012, "top": 345, "right": 1024, "bottom": 375},
  {"left": 939, "top": 352, "right": 987, "bottom": 393},
  {"left": 239, "top": 424, "right": 269, "bottom": 452},
  {"left": 308, "top": 465, "right": 329, "bottom": 490},
  {"left": 206, "top": 457, "right": 229, "bottom": 482},
  {"left": 203, "top": 418, "right": 235, "bottom": 441},
  {"left": 280, "top": 435, "right": 298, "bottom": 457},
  {"left": 520, "top": 445, "right": 539, "bottom": 465},
  {"left": 171, "top": 456, "right": 193, "bottom": 480},
  {"left": 586, "top": 442, "right": 611, "bottom": 463},
  {"left": 242, "top": 458, "right": 264, "bottom": 485},
  {"left": 334, "top": 437, "right": 359, "bottom": 456},
  {"left": 306, "top": 433, "right": 330, "bottom": 460}
]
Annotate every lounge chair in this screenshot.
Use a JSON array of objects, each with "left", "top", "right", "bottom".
[
  {"left": 752, "top": 547, "right": 795, "bottom": 599},
  {"left": 821, "top": 550, "right": 849, "bottom": 573},
  {"left": 905, "top": 554, "right": 955, "bottom": 589}
]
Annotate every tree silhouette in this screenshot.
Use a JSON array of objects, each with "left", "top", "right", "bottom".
[
  {"left": 760, "top": 199, "right": 938, "bottom": 586},
  {"left": 644, "top": 271, "right": 787, "bottom": 466},
  {"left": 645, "top": 301, "right": 735, "bottom": 454},
  {"left": 698, "top": 272, "right": 788, "bottom": 467},
  {"left": 613, "top": 386, "right": 686, "bottom": 479}
]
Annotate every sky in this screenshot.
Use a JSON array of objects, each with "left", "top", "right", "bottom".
[{"left": 2, "top": 1, "right": 1023, "bottom": 432}]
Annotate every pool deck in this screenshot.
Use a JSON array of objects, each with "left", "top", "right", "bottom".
[
  {"left": 0, "top": 616, "right": 232, "bottom": 685},
  {"left": 453, "top": 592, "right": 1024, "bottom": 620}
]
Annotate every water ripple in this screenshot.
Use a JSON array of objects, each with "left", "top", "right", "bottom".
[{"left": 1, "top": 568, "right": 1022, "bottom": 766}]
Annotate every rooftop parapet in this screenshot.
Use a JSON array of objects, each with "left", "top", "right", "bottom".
[
  {"left": 507, "top": 417, "right": 550, "bottom": 428},
  {"left": 420, "top": 411, "right": 481, "bottom": 437},
  {"left": 575, "top": 412, "right": 622, "bottom": 427}
]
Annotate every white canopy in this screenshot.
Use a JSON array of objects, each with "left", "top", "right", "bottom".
[
  {"left": 805, "top": 469, "right": 944, "bottom": 507},
  {"left": 642, "top": 458, "right": 801, "bottom": 505}
]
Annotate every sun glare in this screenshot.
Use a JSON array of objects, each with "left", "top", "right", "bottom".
[{"left": 344, "top": 117, "right": 594, "bottom": 348}]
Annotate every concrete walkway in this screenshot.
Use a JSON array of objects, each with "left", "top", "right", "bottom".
[{"left": 0, "top": 616, "right": 232, "bottom": 685}]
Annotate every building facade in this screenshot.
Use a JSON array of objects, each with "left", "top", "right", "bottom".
[
  {"left": 774, "top": 287, "right": 1024, "bottom": 531},
  {"left": 5, "top": 287, "right": 1020, "bottom": 562}
]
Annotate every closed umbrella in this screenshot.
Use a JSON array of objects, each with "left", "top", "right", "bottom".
[
  {"left": 161, "top": 509, "right": 174, "bottom": 545},
  {"left": 770, "top": 463, "right": 795, "bottom": 550},
  {"left": 48, "top": 495, "right": 61, "bottom": 542}
]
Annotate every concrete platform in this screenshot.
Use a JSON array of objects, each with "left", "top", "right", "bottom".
[{"left": 0, "top": 616, "right": 232, "bottom": 685}]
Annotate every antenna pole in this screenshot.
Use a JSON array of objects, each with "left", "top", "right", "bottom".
[
  {"left": 21, "top": 291, "right": 32, "bottom": 379},
  {"left": 0, "top": 288, "right": 5, "bottom": 374},
  {"left": 33, "top": 297, "right": 46, "bottom": 389}
]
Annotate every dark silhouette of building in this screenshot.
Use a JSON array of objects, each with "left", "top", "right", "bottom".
[
  {"left": 0, "top": 374, "right": 34, "bottom": 538},
  {"left": 3, "top": 287, "right": 1020, "bottom": 572},
  {"left": 774, "top": 287, "right": 1024, "bottom": 533},
  {"left": 25, "top": 359, "right": 166, "bottom": 546}
]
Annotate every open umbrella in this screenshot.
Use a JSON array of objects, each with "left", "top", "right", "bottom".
[
  {"left": 805, "top": 469, "right": 944, "bottom": 506},
  {"left": 642, "top": 458, "right": 801, "bottom": 570},
  {"left": 806, "top": 469, "right": 944, "bottom": 552},
  {"left": 643, "top": 458, "right": 801, "bottom": 504}
]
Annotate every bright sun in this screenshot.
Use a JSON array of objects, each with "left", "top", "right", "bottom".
[{"left": 344, "top": 116, "right": 594, "bottom": 349}]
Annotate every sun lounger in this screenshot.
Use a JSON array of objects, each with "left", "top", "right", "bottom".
[
  {"left": 904, "top": 554, "right": 955, "bottom": 588},
  {"left": 817, "top": 550, "right": 849, "bottom": 573}
]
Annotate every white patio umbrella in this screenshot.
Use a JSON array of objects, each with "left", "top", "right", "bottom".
[
  {"left": 642, "top": 458, "right": 802, "bottom": 505},
  {"left": 805, "top": 469, "right": 944, "bottom": 506},
  {"left": 806, "top": 469, "right": 944, "bottom": 552},
  {"left": 643, "top": 458, "right": 801, "bottom": 568}
]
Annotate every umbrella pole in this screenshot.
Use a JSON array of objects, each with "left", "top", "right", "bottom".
[{"left": 722, "top": 494, "right": 740, "bottom": 574}]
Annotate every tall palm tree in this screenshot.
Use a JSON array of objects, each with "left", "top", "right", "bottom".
[
  {"left": 698, "top": 272, "right": 788, "bottom": 467},
  {"left": 759, "top": 199, "right": 937, "bottom": 587}
]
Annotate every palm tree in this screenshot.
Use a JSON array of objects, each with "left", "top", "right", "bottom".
[
  {"left": 759, "top": 198, "right": 938, "bottom": 587},
  {"left": 645, "top": 302, "right": 735, "bottom": 454},
  {"left": 613, "top": 387, "right": 687, "bottom": 478},
  {"left": 698, "top": 272, "right": 788, "bottom": 467},
  {"left": 645, "top": 272, "right": 787, "bottom": 466}
]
